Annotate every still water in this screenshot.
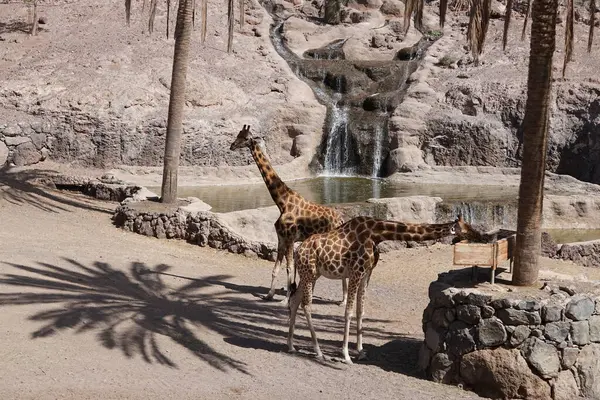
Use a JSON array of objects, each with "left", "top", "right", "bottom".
[{"left": 148, "top": 176, "right": 519, "bottom": 213}]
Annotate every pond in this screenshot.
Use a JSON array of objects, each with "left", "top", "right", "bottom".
[{"left": 148, "top": 176, "right": 519, "bottom": 213}]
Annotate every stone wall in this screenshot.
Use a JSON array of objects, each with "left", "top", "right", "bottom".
[
  {"left": 113, "top": 201, "right": 278, "bottom": 260},
  {"left": 558, "top": 240, "right": 600, "bottom": 268},
  {"left": 421, "top": 270, "right": 600, "bottom": 399}
]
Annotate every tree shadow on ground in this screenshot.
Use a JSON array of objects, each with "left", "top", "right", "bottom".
[
  {"left": 0, "top": 166, "right": 112, "bottom": 214},
  {"left": 0, "top": 21, "right": 45, "bottom": 35},
  {"left": 0, "top": 259, "right": 401, "bottom": 372}
]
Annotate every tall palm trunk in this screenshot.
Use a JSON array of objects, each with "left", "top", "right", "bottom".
[
  {"left": 324, "top": 0, "right": 341, "bottom": 25},
  {"left": 161, "top": 0, "right": 194, "bottom": 204},
  {"left": 512, "top": 0, "right": 558, "bottom": 285}
]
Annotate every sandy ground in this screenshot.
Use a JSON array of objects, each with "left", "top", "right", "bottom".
[{"left": 2, "top": 173, "right": 600, "bottom": 399}]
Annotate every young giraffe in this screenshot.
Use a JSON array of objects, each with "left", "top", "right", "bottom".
[
  {"left": 288, "top": 215, "right": 465, "bottom": 364},
  {"left": 230, "top": 125, "right": 348, "bottom": 304}
]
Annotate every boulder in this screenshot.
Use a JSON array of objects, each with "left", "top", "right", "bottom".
[
  {"left": 521, "top": 338, "right": 560, "bottom": 378},
  {"left": 12, "top": 142, "right": 42, "bottom": 166},
  {"left": 0, "top": 141, "right": 8, "bottom": 166},
  {"left": 576, "top": 344, "right": 600, "bottom": 398},
  {"left": 459, "top": 348, "right": 551, "bottom": 399},
  {"left": 554, "top": 370, "right": 580, "bottom": 400},
  {"left": 566, "top": 295, "right": 595, "bottom": 321}
]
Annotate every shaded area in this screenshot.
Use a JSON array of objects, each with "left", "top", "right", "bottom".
[
  {"left": 0, "top": 259, "right": 402, "bottom": 371},
  {"left": 0, "top": 21, "right": 38, "bottom": 35},
  {"left": 0, "top": 166, "right": 112, "bottom": 214}
]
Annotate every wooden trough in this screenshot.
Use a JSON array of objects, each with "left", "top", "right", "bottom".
[{"left": 453, "top": 229, "right": 517, "bottom": 284}]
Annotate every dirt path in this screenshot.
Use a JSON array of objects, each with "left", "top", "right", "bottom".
[{"left": 0, "top": 176, "right": 486, "bottom": 399}]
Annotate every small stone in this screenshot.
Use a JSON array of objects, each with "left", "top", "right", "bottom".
[
  {"left": 445, "top": 308, "right": 456, "bottom": 324},
  {"left": 447, "top": 321, "right": 476, "bottom": 357},
  {"left": 545, "top": 321, "right": 570, "bottom": 343},
  {"left": 530, "top": 329, "right": 543, "bottom": 338},
  {"left": 490, "top": 298, "right": 512, "bottom": 309},
  {"left": 590, "top": 315, "right": 600, "bottom": 342},
  {"left": 0, "top": 141, "right": 7, "bottom": 166},
  {"left": 467, "top": 292, "right": 492, "bottom": 306},
  {"left": 553, "top": 370, "right": 580, "bottom": 400},
  {"left": 560, "top": 285, "right": 577, "bottom": 296},
  {"left": 429, "top": 282, "right": 454, "bottom": 307},
  {"left": 481, "top": 305, "right": 495, "bottom": 318},
  {"left": 425, "top": 324, "right": 444, "bottom": 352},
  {"left": 4, "top": 136, "right": 31, "bottom": 146},
  {"left": 2, "top": 123, "right": 21, "bottom": 136},
  {"left": 542, "top": 305, "right": 563, "bottom": 322},
  {"left": 515, "top": 300, "right": 540, "bottom": 311},
  {"left": 12, "top": 142, "right": 42, "bottom": 166},
  {"left": 566, "top": 295, "right": 595, "bottom": 321},
  {"left": 572, "top": 320, "right": 590, "bottom": 345},
  {"left": 595, "top": 298, "right": 600, "bottom": 315},
  {"left": 521, "top": 338, "right": 560, "bottom": 378},
  {"left": 430, "top": 352, "right": 454, "bottom": 383},
  {"left": 497, "top": 308, "right": 541, "bottom": 325},
  {"left": 510, "top": 325, "right": 531, "bottom": 347},
  {"left": 457, "top": 304, "right": 482, "bottom": 325},
  {"left": 431, "top": 308, "right": 451, "bottom": 329},
  {"left": 478, "top": 317, "right": 507, "bottom": 347},
  {"left": 561, "top": 347, "right": 579, "bottom": 369}
]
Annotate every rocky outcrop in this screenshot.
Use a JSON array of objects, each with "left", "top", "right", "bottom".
[
  {"left": 422, "top": 271, "right": 600, "bottom": 399},
  {"left": 558, "top": 240, "right": 600, "bottom": 268}
]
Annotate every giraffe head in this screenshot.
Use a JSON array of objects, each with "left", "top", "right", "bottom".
[
  {"left": 454, "top": 215, "right": 481, "bottom": 240},
  {"left": 230, "top": 124, "right": 256, "bottom": 151}
]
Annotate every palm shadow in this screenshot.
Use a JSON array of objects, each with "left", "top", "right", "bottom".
[
  {"left": 0, "top": 259, "right": 402, "bottom": 372},
  {"left": 0, "top": 166, "right": 113, "bottom": 214}
]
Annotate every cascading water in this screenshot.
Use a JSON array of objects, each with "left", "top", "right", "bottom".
[
  {"left": 372, "top": 125, "right": 384, "bottom": 177},
  {"left": 437, "top": 201, "right": 518, "bottom": 231},
  {"left": 266, "top": 14, "right": 438, "bottom": 178}
]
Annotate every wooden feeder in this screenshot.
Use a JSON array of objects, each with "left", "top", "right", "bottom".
[{"left": 453, "top": 229, "right": 517, "bottom": 284}]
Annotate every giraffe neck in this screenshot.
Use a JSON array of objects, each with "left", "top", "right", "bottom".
[
  {"left": 368, "top": 220, "right": 456, "bottom": 244},
  {"left": 249, "top": 139, "right": 291, "bottom": 209}
]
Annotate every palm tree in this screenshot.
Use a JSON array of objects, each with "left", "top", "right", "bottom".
[
  {"left": 512, "top": 0, "right": 559, "bottom": 285},
  {"left": 125, "top": 0, "right": 242, "bottom": 203},
  {"left": 161, "top": 0, "right": 194, "bottom": 203}
]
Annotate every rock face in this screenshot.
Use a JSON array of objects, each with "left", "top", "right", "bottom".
[
  {"left": 460, "top": 348, "right": 551, "bottom": 399},
  {"left": 558, "top": 240, "right": 600, "bottom": 268},
  {"left": 422, "top": 270, "right": 600, "bottom": 399}
]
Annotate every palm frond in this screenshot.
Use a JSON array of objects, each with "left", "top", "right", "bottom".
[
  {"left": 239, "top": 0, "right": 245, "bottom": 29},
  {"left": 521, "top": 0, "right": 532, "bottom": 41},
  {"left": 502, "top": 0, "right": 513, "bottom": 50},
  {"left": 589, "top": 0, "right": 596, "bottom": 52},
  {"left": 227, "top": 0, "right": 234, "bottom": 53},
  {"left": 201, "top": 0, "right": 208, "bottom": 43},
  {"left": 467, "top": 0, "right": 491, "bottom": 66},
  {"left": 563, "top": 0, "right": 574, "bottom": 77},
  {"left": 440, "top": 0, "right": 448, "bottom": 28},
  {"left": 404, "top": 0, "right": 417, "bottom": 34},
  {"left": 125, "top": 0, "right": 132, "bottom": 26}
]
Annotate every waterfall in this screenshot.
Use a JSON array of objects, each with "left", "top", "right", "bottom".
[
  {"left": 372, "top": 125, "right": 384, "bottom": 177},
  {"left": 322, "top": 104, "right": 355, "bottom": 176},
  {"left": 437, "top": 201, "right": 518, "bottom": 231}
]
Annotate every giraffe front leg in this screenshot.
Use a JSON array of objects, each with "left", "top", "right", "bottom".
[
  {"left": 279, "top": 242, "right": 295, "bottom": 306},
  {"left": 342, "top": 276, "right": 360, "bottom": 365},
  {"left": 356, "top": 276, "right": 369, "bottom": 361},
  {"left": 302, "top": 281, "right": 325, "bottom": 361},
  {"left": 263, "top": 240, "right": 286, "bottom": 300}
]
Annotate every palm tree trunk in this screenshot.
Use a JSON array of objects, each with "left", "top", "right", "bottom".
[
  {"left": 161, "top": 0, "right": 194, "bottom": 204},
  {"left": 31, "top": 0, "right": 39, "bottom": 36},
  {"left": 512, "top": 0, "right": 558, "bottom": 286},
  {"left": 324, "top": 0, "right": 341, "bottom": 25},
  {"left": 227, "top": 0, "right": 234, "bottom": 53}
]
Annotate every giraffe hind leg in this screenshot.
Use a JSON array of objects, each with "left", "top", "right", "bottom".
[
  {"left": 287, "top": 279, "right": 303, "bottom": 353},
  {"left": 342, "top": 274, "right": 361, "bottom": 365},
  {"left": 338, "top": 278, "right": 348, "bottom": 307},
  {"left": 279, "top": 241, "right": 295, "bottom": 306},
  {"left": 356, "top": 275, "right": 369, "bottom": 360}
]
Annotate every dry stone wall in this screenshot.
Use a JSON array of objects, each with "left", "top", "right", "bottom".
[{"left": 421, "top": 271, "right": 600, "bottom": 399}]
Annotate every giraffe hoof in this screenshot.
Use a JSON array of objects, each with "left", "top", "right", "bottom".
[
  {"left": 260, "top": 294, "right": 276, "bottom": 301},
  {"left": 343, "top": 357, "right": 354, "bottom": 365}
]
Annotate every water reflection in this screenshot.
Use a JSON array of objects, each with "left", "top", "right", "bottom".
[{"left": 148, "top": 177, "right": 520, "bottom": 214}]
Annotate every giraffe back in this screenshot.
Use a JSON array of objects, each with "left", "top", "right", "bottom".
[{"left": 277, "top": 193, "right": 344, "bottom": 242}]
